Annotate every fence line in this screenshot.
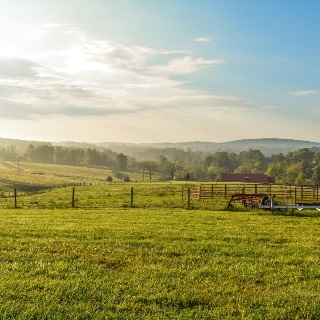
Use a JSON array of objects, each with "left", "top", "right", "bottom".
[
  {"left": 182, "top": 183, "right": 319, "bottom": 204},
  {"left": 0, "top": 184, "right": 185, "bottom": 210},
  {"left": 0, "top": 183, "right": 319, "bottom": 210}
]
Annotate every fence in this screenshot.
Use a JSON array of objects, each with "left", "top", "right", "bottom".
[
  {"left": 182, "top": 183, "right": 320, "bottom": 204},
  {"left": 0, "top": 184, "right": 185, "bottom": 209},
  {"left": 1, "top": 183, "right": 319, "bottom": 210}
]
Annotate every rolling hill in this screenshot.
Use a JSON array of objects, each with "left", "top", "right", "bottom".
[
  {"left": 0, "top": 137, "right": 320, "bottom": 158},
  {"left": 97, "top": 138, "right": 320, "bottom": 157}
]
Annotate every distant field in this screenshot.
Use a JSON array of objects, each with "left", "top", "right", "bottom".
[
  {"left": 0, "top": 161, "right": 115, "bottom": 186},
  {"left": 1, "top": 208, "right": 320, "bottom": 319}
]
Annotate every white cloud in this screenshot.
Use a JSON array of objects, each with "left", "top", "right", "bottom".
[
  {"left": 0, "top": 22, "right": 271, "bottom": 143},
  {"left": 147, "top": 56, "right": 225, "bottom": 75},
  {"left": 289, "top": 90, "right": 318, "bottom": 96},
  {"left": 27, "top": 23, "right": 61, "bottom": 39},
  {"left": 194, "top": 37, "right": 211, "bottom": 42},
  {"left": 0, "top": 37, "right": 20, "bottom": 57}
]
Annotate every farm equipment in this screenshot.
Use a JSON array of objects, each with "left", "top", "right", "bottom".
[
  {"left": 227, "top": 193, "right": 320, "bottom": 211},
  {"left": 226, "top": 193, "right": 270, "bottom": 209}
]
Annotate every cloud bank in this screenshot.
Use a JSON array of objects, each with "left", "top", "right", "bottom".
[
  {"left": 0, "top": 24, "right": 264, "bottom": 121},
  {"left": 0, "top": 23, "right": 281, "bottom": 143}
]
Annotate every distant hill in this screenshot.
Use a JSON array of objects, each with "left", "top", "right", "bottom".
[
  {"left": 0, "top": 137, "right": 319, "bottom": 158},
  {"left": 207, "top": 138, "right": 320, "bottom": 156},
  {"left": 98, "top": 138, "right": 320, "bottom": 157},
  {"left": 0, "top": 137, "right": 52, "bottom": 154}
]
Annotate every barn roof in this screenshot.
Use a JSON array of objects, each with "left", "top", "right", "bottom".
[{"left": 221, "top": 173, "right": 275, "bottom": 183}]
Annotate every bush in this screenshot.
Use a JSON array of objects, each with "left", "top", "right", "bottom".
[{"left": 106, "top": 176, "right": 113, "bottom": 184}]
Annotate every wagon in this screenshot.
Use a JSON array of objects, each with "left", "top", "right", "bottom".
[
  {"left": 226, "top": 193, "right": 269, "bottom": 209},
  {"left": 227, "top": 193, "right": 320, "bottom": 211}
]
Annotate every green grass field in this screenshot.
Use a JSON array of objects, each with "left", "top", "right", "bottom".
[
  {"left": 1, "top": 162, "right": 320, "bottom": 318},
  {"left": 1, "top": 207, "right": 320, "bottom": 319}
]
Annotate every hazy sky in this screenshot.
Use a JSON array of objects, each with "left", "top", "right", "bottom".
[{"left": 0, "top": 0, "right": 319, "bottom": 143}]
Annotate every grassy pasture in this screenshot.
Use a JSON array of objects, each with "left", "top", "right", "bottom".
[
  {"left": 0, "top": 162, "right": 115, "bottom": 186},
  {"left": 1, "top": 162, "right": 320, "bottom": 318},
  {"left": 0, "top": 183, "right": 228, "bottom": 210},
  {"left": 1, "top": 208, "right": 320, "bottom": 319}
]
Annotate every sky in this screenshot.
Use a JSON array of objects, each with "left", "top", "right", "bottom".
[{"left": 0, "top": 0, "right": 319, "bottom": 144}]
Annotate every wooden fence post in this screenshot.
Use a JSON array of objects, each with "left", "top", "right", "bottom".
[
  {"left": 224, "top": 184, "right": 227, "bottom": 199},
  {"left": 131, "top": 187, "right": 134, "bottom": 207},
  {"left": 188, "top": 187, "right": 191, "bottom": 209},
  {"left": 14, "top": 188, "right": 17, "bottom": 208},
  {"left": 72, "top": 187, "right": 75, "bottom": 208}
]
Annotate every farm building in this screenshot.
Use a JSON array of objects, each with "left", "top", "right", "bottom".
[{"left": 221, "top": 173, "right": 275, "bottom": 184}]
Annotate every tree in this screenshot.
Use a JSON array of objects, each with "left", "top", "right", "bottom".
[
  {"left": 312, "top": 165, "right": 320, "bottom": 184},
  {"left": 26, "top": 144, "right": 54, "bottom": 163},
  {"left": 266, "top": 162, "right": 286, "bottom": 184},
  {"left": 25, "top": 144, "right": 35, "bottom": 162},
  {"left": 286, "top": 163, "right": 305, "bottom": 185},
  {"left": 235, "top": 149, "right": 266, "bottom": 174},
  {"left": 158, "top": 155, "right": 184, "bottom": 180},
  {"left": 106, "top": 176, "right": 113, "bottom": 185},
  {"left": 116, "top": 153, "right": 128, "bottom": 171},
  {"left": 141, "top": 160, "right": 159, "bottom": 181},
  {"left": 85, "top": 148, "right": 102, "bottom": 165},
  {"left": 54, "top": 146, "right": 68, "bottom": 164},
  {"left": 67, "top": 148, "right": 85, "bottom": 166},
  {"left": 168, "top": 159, "right": 183, "bottom": 180},
  {"left": 205, "top": 152, "right": 236, "bottom": 180},
  {"left": 0, "top": 145, "right": 18, "bottom": 161},
  {"left": 294, "top": 148, "right": 314, "bottom": 179}
]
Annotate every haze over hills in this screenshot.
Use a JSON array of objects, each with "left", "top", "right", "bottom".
[
  {"left": 97, "top": 138, "right": 320, "bottom": 157},
  {"left": 0, "top": 137, "right": 320, "bottom": 158}
]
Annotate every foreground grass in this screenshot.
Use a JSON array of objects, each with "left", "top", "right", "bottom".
[{"left": 1, "top": 208, "right": 320, "bottom": 319}]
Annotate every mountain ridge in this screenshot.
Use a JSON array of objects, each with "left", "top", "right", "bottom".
[
  {"left": 97, "top": 138, "right": 320, "bottom": 157},
  {"left": 0, "top": 137, "right": 319, "bottom": 157}
]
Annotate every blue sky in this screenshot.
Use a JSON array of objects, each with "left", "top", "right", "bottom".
[{"left": 0, "top": 0, "right": 319, "bottom": 143}]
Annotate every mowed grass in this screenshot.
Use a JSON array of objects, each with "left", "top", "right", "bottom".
[{"left": 1, "top": 208, "right": 320, "bottom": 319}]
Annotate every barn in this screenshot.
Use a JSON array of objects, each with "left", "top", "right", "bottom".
[{"left": 221, "top": 173, "right": 275, "bottom": 184}]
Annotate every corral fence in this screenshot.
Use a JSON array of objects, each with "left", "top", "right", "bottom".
[{"left": 182, "top": 183, "right": 320, "bottom": 204}]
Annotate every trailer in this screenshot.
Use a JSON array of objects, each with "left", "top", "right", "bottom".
[
  {"left": 227, "top": 193, "right": 320, "bottom": 211},
  {"left": 258, "top": 196, "right": 320, "bottom": 211}
]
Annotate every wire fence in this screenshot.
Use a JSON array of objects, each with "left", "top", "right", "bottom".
[
  {"left": 0, "top": 184, "right": 188, "bottom": 210},
  {"left": 1, "top": 183, "right": 319, "bottom": 210}
]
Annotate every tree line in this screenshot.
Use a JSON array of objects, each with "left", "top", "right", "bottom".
[
  {"left": 203, "top": 148, "right": 320, "bottom": 185},
  {"left": 0, "top": 144, "right": 320, "bottom": 185}
]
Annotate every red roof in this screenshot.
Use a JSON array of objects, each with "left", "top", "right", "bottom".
[{"left": 221, "top": 173, "right": 275, "bottom": 183}]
